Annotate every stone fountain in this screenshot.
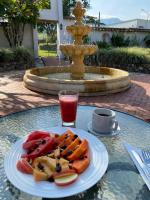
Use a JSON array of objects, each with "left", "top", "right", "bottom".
[
  {"left": 24, "top": 1, "right": 131, "bottom": 96},
  {"left": 60, "top": 2, "right": 96, "bottom": 80}
]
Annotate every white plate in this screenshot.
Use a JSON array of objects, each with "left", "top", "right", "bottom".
[
  {"left": 88, "top": 122, "right": 120, "bottom": 137},
  {"left": 4, "top": 127, "right": 109, "bottom": 198}
]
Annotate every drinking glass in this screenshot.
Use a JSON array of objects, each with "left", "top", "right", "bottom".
[{"left": 58, "top": 90, "right": 79, "bottom": 127}]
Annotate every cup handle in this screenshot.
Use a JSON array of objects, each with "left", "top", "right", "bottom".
[{"left": 112, "top": 120, "right": 118, "bottom": 131}]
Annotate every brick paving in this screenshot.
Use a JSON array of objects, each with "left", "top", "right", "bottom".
[{"left": 0, "top": 70, "right": 150, "bottom": 121}]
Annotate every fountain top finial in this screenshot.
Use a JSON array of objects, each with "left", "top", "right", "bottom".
[
  {"left": 65, "top": 0, "right": 92, "bottom": 45},
  {"left": 76, "top": 1, "right": 82, "bottom": 7},
  {"left": 72, "top": 1, "right": 86, "bottom": 25}
]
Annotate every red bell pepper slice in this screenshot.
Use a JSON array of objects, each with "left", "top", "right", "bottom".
[
  {"left": 21, "top": 137, "right": 56, "bottom": 159},
  {"left": 25, "top": 131, "right": 50, "bottom": 142}
]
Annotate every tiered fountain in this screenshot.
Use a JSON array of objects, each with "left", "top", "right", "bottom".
[
  {"left": 24, "top": 1, "right": 131, "bottom": 96},
  {"left": 60, "top": 2, "right": 96, "bottom": 80}
]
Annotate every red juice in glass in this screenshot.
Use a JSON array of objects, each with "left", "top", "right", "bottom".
[{"left": 59, "top": 91, "right": 79, "bottom": 127}]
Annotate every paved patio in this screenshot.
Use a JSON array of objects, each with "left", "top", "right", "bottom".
[{"left": 0, "top": 70, "right": 150, "bottom": 121}]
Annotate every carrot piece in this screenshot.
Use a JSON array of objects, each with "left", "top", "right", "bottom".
[
  {"left": 61, "top": 137, "right": 81, "bottom": 156},
  {"left": 72, "top": 151, "right": 90, "bottom": 174},
  {"left": 67, "top": 140, "right": 88, "bottom": 161}
]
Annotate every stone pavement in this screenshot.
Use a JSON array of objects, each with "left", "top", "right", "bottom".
[{"left": 0, "top": 70, "right": 150, "bottom": 121}]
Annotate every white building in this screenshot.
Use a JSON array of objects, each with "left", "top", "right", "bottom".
[
  {"left": 0, "top": 1, "right": 150, "bottom": 59},
  {"left": 108, "top": 19, "right": 150, "bottom": 29}
]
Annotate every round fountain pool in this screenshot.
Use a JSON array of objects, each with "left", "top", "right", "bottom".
[{"left": 23, "top": 66, "right": 131, "bottom": 96}]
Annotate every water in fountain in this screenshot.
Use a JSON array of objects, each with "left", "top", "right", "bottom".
[{"left": 45, "top": 73, "right": 111, "bottom": 80}]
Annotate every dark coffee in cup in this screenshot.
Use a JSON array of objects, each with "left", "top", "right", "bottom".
[{"left": 98, "top": 114, "right": 110, "bottom": 117}]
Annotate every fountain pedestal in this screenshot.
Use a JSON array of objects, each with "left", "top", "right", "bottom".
[{"left": 71, "top": 54, "right": 84, "bottom": 79}]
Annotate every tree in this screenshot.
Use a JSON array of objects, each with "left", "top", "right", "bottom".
[
  {"left": 63, "top": 0, "right": 90, "bottom": 17},
  {"left": 0, "top": 0, "right": 49, "bottom": 48},
  {"left": 37, "top": 23, "right": 57, "bottom": 43},
  {"left": 85, "top": 16, "right": 97, "bottom": 24},
  {"left": 111, "top": 33, "right": 130, "bottom": 47}
]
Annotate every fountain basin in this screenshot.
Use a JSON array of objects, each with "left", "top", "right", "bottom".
[
  {"left": 24, "top": 66, "right": 131, "bottom": 96},
  {"left": 66, "top": 25, "right": 91, "bottom": 37},
  {"left": 60, "top": 45, "right": 97, "bottom": 56}
]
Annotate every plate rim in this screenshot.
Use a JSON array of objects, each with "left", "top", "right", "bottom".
[{"left": 4, "top": 126, "right": 109, "bottom": 198}]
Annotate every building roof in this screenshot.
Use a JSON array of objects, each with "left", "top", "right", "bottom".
[
  {"left": 92, "top": 26, "right": 150, "bottom": 33},
  {"left": 109, "top": 18, "right": 149, "bottom": 26},
  {"left": 38, "top": 19, "right": 58, "bottom": 23}
]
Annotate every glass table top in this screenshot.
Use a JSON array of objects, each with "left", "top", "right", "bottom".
[{"left": 0, "top": 105, "right": 150, "bottom": 200}]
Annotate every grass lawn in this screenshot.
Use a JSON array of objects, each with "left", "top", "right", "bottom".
[{"left": 38, "top": 49, "right": 57, "bottom": 57}]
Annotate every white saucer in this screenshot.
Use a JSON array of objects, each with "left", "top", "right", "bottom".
[{"left": 88, "top": 122, "right": 120, "bottom": 137}]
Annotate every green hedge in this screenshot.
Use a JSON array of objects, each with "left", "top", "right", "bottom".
[
  {"left": 0, "top": 47, "right": 34, "bottom": 66},
  {"left": 96, "top": 41, "right": 111, "bottom": 49},
  {"left": 85, "top": 47, "right": 150, "bottom": 73},
  {"left": 97, "top": 47, "right": 150, "bottom": 66}
]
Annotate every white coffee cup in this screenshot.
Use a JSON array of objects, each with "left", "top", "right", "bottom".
[{"left": 92, "top": 108, "right": 118, "bottom": 134}]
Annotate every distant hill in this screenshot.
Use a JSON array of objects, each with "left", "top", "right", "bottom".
[{"left": 101, "top": 18, "right": 122, "bottom": 25}]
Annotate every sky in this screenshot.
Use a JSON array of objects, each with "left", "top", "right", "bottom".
[{"left": 87, "top": 0, "right": 150, "bottom": 20}]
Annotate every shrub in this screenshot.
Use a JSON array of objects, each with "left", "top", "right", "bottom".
[
  {"left": 97, "top": 47, "right": 150, "bottom": 65},
  {"left": 0, "top": 48, "right": 14, "bottom": 62},
  {"left": 13, "top": 47, "right": 34, "bottom": 65},
  {"left": 144, "top": 35, "right": 150, "bottom": 47},
  {"left": 96, "top": 41, "right": 111, "bottom": 49},
  {"left": 38, "top": 38, "right": 47, "bottom": 44},
  {"left": 95, "top": 47, "right": 150, "bottom": 73},
  {"left": 0, "top": 47, "right": 34, "bottom": 70},
  {"left": 39, "top": 44, "right": 57, "bottom": 51},
  {"left": 111, "top": 33, "right": 130, "bottom": 47}
]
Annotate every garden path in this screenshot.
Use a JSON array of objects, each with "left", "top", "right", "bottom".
[{"left": 0, "top": 70, "right": 150, "bottom": 122}]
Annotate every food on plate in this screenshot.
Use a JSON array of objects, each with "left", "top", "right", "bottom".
[
  {"left": 16, "top": 130, "right": 90, "bottom": 186},
  {"left": 21, "top": 137, "right": 57, "bottom": 159},
  {"left": 54, "top": 173, "right": 78, "bottom": 186},
  {"left": 72, "top": 150, "right": 90, "bottom": 174},
  {"left": 33, "top": 169, "right": 48, "bottom": 181},
  {"left": 16, "top": 158, "right": 33, "bottom": 174},
  {"left": 67, "top": 139, "right": 88, "bottom": 161},
  {"left": 25, "top": 130, "right": 50, "bottom": 142}
]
